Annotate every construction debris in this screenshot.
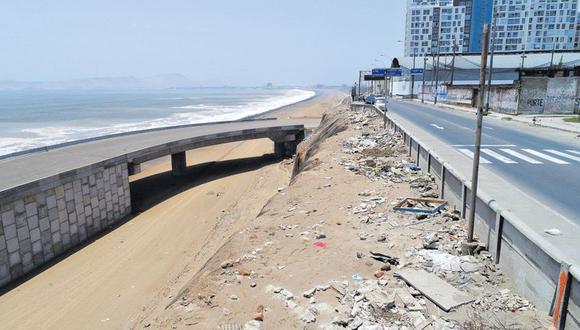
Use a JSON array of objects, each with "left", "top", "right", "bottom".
[{"left": 396, "top": 269, "right": 474, "bottom": 312}]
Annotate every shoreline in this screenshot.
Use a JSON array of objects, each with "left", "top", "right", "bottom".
[
  {"left": 0, "top": 90, "right": 346, "bottom": 330},
  {"left": 0, "top": 87, "right": 321, "bottom": 160}
]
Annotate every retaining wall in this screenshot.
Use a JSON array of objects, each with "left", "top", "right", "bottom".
[{"left": 0, "top": 163, "right": 131, "bottom": 287}]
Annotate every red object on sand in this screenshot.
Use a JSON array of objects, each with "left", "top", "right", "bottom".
[{"left": 313, "top": 241, "right": 328, "bottom": 248}]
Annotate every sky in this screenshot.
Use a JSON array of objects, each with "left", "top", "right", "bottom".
[{"left": 0, "top": 0, "right": 406, "bottom": 86}]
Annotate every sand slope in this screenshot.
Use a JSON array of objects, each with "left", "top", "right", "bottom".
[{"left": 0, "top": 90, "right": 346, "bottom": 329}]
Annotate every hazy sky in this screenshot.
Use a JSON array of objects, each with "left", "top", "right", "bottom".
[{"left": 0, "top": 1, "right": 406, "bottom": 86}]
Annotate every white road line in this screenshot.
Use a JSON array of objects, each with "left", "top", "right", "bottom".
[
  {"left": 500, "top": 149, "right": 543, "bottom": 164},
  {"left": 484, "top": 127, "right": 495, "bottom": 130},
  {"left": 451, "top": 144, "right": 516, "bottom": 147},
  {"left": 430, "top": 123, "right": 445, "bottom": 130},
  {"left": 521, "top": 149, "right": 570, "bottom": 164},
  {"left": 566, "top": 150, "right": 580, "bottom": 156},
  {"left": 481, "top": 149, "right": 517, "bottom": 164},
  {"left": 458, "top": 148, "right": 492, "bottom": 164},
  {"left": 544, "top": 149, "right": 580, "bottom": 162}
]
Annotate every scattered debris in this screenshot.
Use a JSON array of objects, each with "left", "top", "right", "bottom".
[
  {"left": 396, "top": 269, "right": 474, "bottom": 312},
  {"left": 393, "top": 197, "right": 447, "bottom": 214}
]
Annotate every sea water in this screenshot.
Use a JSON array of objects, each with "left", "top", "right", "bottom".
[{"left": 0, "top": 87, "right": 315, "bottom": 156}]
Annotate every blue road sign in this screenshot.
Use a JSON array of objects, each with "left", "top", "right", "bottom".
[
  {"left": 386, "top": 68, "right": 402, "bottom": 77},
  {"left": 372, "top": 68, "right": 386, "bottom": 75},
  {"left": 410, "top": 68, "right": 424, "bottom": 76}
]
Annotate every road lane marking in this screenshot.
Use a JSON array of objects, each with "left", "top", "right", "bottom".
[
  {"left": 521, "top": 149, "right": 570, "bottom": 164},
  {"left": 430, "top": 123, "right": 444, "bottom": 130},
  {"left": 481, "top": 149, "right": 517, "bottom": 164},
  {"left": 458, "top": 149, "right": 492, "bottom": 164},
  {"left": 500, "top": 149, "right": 543, "bottom": 164},
  {"left": 484, "top": 127, "right": 495, "bottom": 130},
  {"left": 451, "top": 144, "right": 516, "bottom": 147},
  {"left": 566, "top": 150, "right": 580, "bottom": 156},
  {"left": 544, "top": 149, "right": 580, "bottom": 162}
]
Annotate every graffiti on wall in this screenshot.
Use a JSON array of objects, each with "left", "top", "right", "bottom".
[{"left": 519, "top": 77, "right": 578, "bottom": 114}]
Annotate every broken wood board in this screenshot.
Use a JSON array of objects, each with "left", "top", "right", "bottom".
[
  {"left": 395, "top": 269, "right": 474, "bottom": 312},
  {"left": 392, "top": 197, "right": 447, "bottom": 214}
]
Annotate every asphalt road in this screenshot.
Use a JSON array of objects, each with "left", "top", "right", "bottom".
[{"left": 388, "top": 100, "right": 580, "bottom": 223}]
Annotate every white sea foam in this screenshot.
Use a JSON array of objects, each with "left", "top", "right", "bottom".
[{"left": 0, "top": 89, "right": 315, "bottom": 156}]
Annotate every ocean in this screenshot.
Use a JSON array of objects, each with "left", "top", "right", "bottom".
[{"left": 0, "top": 87, "right": 315, "bottom": 156}]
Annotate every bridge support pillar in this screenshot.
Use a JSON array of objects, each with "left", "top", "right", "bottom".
[
  {"left": 128, "top": 162, "right": 141, "bottom": 175},
  {"left": 171, "top": 151, "right": 187, "bottom": 176},
  {"left": 273, "top": 131, "right": 304, "bottom": 157}
]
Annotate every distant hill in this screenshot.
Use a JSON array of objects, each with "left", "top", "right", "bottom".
[{"left": 0, "top": 74, "right": 198, "bottom": 90}]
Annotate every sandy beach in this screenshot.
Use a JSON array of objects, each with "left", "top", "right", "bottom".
[{"left": 0, "top": 89, "right": 346, "bottom": 329}]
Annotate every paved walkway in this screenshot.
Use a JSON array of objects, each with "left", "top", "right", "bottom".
[{"left": 410, "top": 99, "right": 580, "bottom": 134}]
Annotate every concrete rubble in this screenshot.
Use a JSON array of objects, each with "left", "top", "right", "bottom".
[{"left": 166, "top": 103, "right": 549, "bottom": 329}]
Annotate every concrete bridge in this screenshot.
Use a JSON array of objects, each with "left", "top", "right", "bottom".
[{"left": 0, "top": 118, "right": 314, "bottom": 287}]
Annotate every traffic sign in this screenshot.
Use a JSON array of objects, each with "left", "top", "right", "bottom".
[
  {"left": 410, "top": 68, "right": 424, "bottom": 76},
  {"left": 386, "top": 68, "right": 403, "bottom": 77},
  {"left": 372, "top": 68, "right": 386, "bottom": 75}
]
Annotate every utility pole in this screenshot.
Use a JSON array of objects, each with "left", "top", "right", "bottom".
[
  {"left": 434, "top": 51, "right": 441, "bottom": 104},
  {"left": 485, "top": 7, "right": 497, "bottom": 114},
  {"left": 410, "top": 52, "right": 416, "bottom": 99},
  {"left": 550, "top": 41, "right": 556, "bottom": 71},
  {"left": 450, "top": 39, "right": 457, "bottom": 86},
  {"left": 422, "top": 56, "right": 427, "bottom": 103},
  {"left": 384, "top": 69, "right": 388, "bottom": 128},
  {"left": 467, "top": 24, "right": 489, "bottom": 244},
  {"left": 520, "top": 51, "right": 527, "bottom": 70},
  {"left": 358, "top": 70, "right": 362, "bottom": 97}
]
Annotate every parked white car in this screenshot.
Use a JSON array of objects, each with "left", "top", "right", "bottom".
[{"left": 375, "top": 97, "right": 387, "bottom": 111}]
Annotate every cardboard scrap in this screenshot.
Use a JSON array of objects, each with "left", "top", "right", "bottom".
[{"left": 396, "top": 269, "right": 474, "bottom": 312}]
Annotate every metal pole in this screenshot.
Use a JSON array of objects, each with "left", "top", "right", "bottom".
[
  {"left": 485, "top": 8, "right": 497, "bottom": 114},
  {"left": 384, "top": 70, "right": 388, "bottom": 128},
  {"left": 358, "top": 70, "right": 362, "bottom": 97},
  {"left": 422, "top": 57, "right": 427, "bottom": 103},
  {"left": 410, "top": 53, "right": 416, "bottom": 99},
  {"left": 520, "top": 51, "right": 526, "bottom": 70},
  {"left": 467, "top": 24, "right": 490, "bottom": 243},
  {"left": 434, "top": 51, "right": 441, "bottom": 104},
  {"left": 450, "top": 40, "right": 456, "bottom": 86},
  {"left": 550, "top": 42, "right": 556, "bottom": 71}
]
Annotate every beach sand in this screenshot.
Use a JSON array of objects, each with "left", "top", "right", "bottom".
[{"left": 0, "top": 89, "right": 346, "bottom": 329}]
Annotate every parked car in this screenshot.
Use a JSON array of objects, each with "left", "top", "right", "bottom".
[
  {"left": 364, "top": 95, "right": 376, "bottom": 105},
  {"left": 375, "top": 97, "right": 387, "bottom": 111}
]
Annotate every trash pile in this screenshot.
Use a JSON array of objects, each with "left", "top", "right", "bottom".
[{"left": 198, "top": 104, "right": 546, "bottom": 330}]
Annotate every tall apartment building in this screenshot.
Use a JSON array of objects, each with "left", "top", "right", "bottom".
[
  {"left": 405, "top": 0, "right": 580, "bottom": 56},
  {"left": 405, "top": 0, "right": 492, "bottom": 56},
  {"left": 492, "top": 0, "right": 578, "bottom": 51}
]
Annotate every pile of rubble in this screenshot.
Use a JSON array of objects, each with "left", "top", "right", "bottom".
[{"left": 204, "top": 104, "right": 545, "bottom": 329}]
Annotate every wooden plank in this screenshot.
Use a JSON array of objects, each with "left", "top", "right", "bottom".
[{"left": 396, "top": 269, "right": 474, "bottom": 312}]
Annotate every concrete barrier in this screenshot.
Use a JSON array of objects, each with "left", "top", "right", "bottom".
[
  {"left": 351, "top": 102, "right": 579, "bottom": 329},
  {"left": 0, "top": 119, "right": 308, "bottom": 288}
]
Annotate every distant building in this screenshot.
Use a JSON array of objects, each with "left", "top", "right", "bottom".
[
  {"left": 492, "top": 0, "right": 578, "bottom": 52},
  {"left": 405, "top": 0, "right": 580, "bottom": 56}
]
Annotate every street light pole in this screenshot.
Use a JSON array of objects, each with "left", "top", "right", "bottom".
[
  {"left": 358, "top": 70, "right": 362, "bottom": 97},
  {"left": 520, "top": 51, "right": 527, "bottom": 70},
  {"left": 434, "top": 50, "right": 441, "bottom": 104},
  {"left": 550, "top": 41, "right": 556, "bottom": 71},
  {"left": 467, "top": 24, "right": 490, "bottom": 244},
  {"left": 422, "top": 56, "right": 427, "bottom": 103},
  {"left": 450, "top": 39, "right": 457, "bottom": 86},
  {"left": 410, "top": 52, "right": 416, "bottom": 99},
  {"left": 485, "top": 7, "right": 497, "bottom": 114}
]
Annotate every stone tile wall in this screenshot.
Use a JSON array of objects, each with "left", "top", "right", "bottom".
[{"left": 0, "top": 163, "right": 131, "bottom": 286}]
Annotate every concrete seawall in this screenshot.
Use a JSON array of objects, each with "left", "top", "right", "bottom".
[{"left": 0, "top": 164, "right": 131, "bottom": 285}]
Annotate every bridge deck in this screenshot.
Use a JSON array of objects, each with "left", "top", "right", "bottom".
[{"left": 0, "top": 119, "right": 318, "bottom": 195}]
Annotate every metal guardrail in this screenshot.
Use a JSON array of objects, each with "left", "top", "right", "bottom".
[{"left": 351, "top": 101, "right": 578, "bottom": 329}]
